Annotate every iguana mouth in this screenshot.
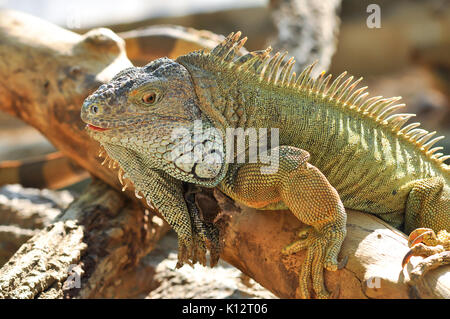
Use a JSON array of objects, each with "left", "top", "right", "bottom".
[
  {"left": 86, "top": 124, "right": 110, "bottom": 132},
  {"left": 85, "top": 116, "right": 187, "bottom": 133}
]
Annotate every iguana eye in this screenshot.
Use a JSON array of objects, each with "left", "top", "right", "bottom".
[
  {"left": 90, "top": 105, "right": 99, "bottom": 114},
  {"left": 142, "top": 92, "right": 157, "bottom": 105}
]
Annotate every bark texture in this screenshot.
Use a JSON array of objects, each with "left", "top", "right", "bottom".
[
  {"left": 0, "top": 179, "right": 170, "bottom": 298},
  {"left": 0, "top": 10, "right": 449, "bottom": 299},
  {"left": 0, "top": 184, "right": 73, "bottom": 266}
]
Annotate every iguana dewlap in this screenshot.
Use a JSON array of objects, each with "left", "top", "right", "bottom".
[{"left": 81, "top": 32, "right": 450, "bottom": 298}]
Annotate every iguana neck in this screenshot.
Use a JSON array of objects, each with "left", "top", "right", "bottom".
[{"left": 100, "top": 115, "right": 228, "bottom": 188}]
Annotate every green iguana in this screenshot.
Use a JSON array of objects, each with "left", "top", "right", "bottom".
[{"left": 80, "top": 32, "right": 450, "bottom": 298}]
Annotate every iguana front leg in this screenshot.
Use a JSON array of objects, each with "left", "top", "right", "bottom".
[
  {"left": 141, "top": 169, "right": 207, "bottom": 267},
  {"left": 219, "top": 146, "right": 347, "bottom": 299}
]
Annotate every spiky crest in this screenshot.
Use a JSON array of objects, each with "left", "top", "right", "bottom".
[
  {"left": 97, "top": 147, "right": 149, "bottom": 202},
  {"left": 176, "top": 32, "right": 449, "bottom": 171}
]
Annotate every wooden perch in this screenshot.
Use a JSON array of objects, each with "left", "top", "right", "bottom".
[
  {"left": 0, "top": 152, "right": 89, "bottom": 189},
  {"left": 0, "top": 9, "right": 132, "bottom": 191},
  {"left": 119, "top": 26, "right": 228, "bottom": 66},
  {"left": 0, "top": 10, "right": 449, "bottom": 299},
  {"left": 0, "top": 179, "right": 170, "bottom": 298}
]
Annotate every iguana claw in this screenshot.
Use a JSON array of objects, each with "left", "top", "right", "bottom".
[
  {"left": 402, "top": 228, "right": 450, "bottom": 282},
  {"left": 184, "top": 184, "right": 221, "bottom": 268},
  {"left": 337, "top": 255, "right": 349, "bottom": 270},
  {"left": 402, "top": 228, "right": 435, "bottom": 268},
  {"left": 283, "top": 224, "right": 347, "bottom": 299}
]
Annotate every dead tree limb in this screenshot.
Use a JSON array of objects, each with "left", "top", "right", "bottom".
[
  {"left": 0, "top": 9, "right": 132, "bottom": 191},
  {"left": 0, "top": 179, "right": 170, "bottom": 298},
  {"left": 0, "top": 10, "right": 449, "bottom": 298},
  {"left": 0, "top": 184, "right": 73, "bottom": 266},
  {"left": 0, "top": 152, "right": 89, "bottom": 189}
]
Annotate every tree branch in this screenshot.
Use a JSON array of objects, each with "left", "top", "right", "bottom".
[{"left": 0, "top": 179, "right": 170, "bottom": 298}]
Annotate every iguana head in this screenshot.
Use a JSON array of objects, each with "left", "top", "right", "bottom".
[
  {"left": 81, "top": 57, "right": 225, "bottom": 186},
  {"left": 82, "top": 58, "right": 200, "bottom": 130}
]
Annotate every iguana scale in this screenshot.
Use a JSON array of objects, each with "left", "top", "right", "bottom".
[{"left": 81, "top": 32, "right": 450, "bottom": 298}]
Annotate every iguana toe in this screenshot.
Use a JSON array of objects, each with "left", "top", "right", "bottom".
[
  {"left": 284, "top": 227, "right": 346, "bottom": 299},
  {"left": 176, "top": 236, "right": 194, "bottom": 268},
  {"left": 282, "top": 227, "right": 311, "bottom": 255},
  {"left": 402, "top": 228, "right": 450, "bottom": 283}
]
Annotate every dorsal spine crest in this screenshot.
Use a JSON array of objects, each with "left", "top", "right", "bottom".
[{"left": 177, "top": 31, "right": 449, "bottom": 171}]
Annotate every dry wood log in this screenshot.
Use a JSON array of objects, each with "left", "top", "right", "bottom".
[
  {"left": 0, "top": 179, "right": 170, "bottom": 298},
  {"left": 0, "top": 10, "right": 449, "bottom": 299},
  {"left": 0, "top": 9, "right": 132, "bottom": 191},
  {"left": 0, "top": 184, "right": 73, "bottom": 266},
  {"left": 0, "top": 152, "right": 89, "bottom": 189},
  {"left": 86, "top": 6, "right": 273, "bottom": 52},
  {"left": 119, "top": 26, "right": 227, "bottom": 67}
]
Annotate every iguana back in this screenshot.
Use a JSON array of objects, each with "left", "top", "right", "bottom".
[{"left": 176, "top": 32, "right": 449, "bottom": 227}]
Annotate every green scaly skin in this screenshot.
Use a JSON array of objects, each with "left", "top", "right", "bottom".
[{"left": 81, "top": 32, "right": 450, "bottom": 298}]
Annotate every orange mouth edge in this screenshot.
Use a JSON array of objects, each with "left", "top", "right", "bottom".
[{"left": 87, "top": 124, "right": 110, "bottom": 132}]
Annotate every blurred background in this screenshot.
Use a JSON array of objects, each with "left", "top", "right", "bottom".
[
  {"left": 0, "top": 0, "right": 449, "bottom": 298},
  {"left": 0, "top": 0, "right": 265, "bottom": 26}
]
